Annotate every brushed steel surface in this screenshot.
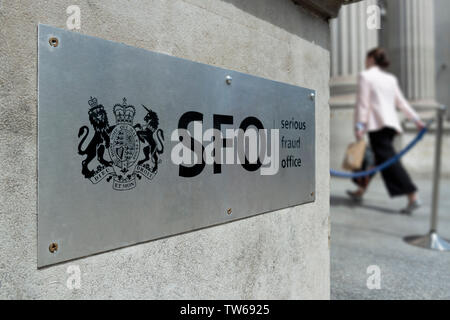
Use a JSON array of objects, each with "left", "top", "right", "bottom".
[{"left": 38, "top": 25, "right": 316, "bottom": 267}]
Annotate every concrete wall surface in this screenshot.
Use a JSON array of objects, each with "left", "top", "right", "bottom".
[{"left": 0, "top": 0, "right": 331, "bottom": 299}]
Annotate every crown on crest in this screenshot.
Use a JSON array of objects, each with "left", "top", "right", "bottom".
[
  {"left": 113, "top": 98, "right": 136, "bottom": 124},
  {"left": 88, "top": 96, "right": 105, "bottom": 115}
]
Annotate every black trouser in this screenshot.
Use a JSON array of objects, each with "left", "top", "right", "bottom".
[{"left": 368, "top": 127, "right": 417, "bottom": 197}]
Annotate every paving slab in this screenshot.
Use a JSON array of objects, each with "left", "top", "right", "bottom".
[{"left": 331, "top": 176, "right": 450, "bottom": 300}]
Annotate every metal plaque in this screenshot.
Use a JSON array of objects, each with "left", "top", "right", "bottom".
[{"left": 38, "top": 24, "right": 315, "bottom": 267}]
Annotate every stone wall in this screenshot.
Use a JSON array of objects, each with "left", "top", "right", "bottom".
[{"left": 0, "top": 0, "right": 331, "bottom": 299}]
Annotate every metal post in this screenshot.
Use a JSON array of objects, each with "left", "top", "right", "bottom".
[
  {"left": 430, "top": 106, "right": 445, "bottom": 232},
  {"left": 404, "top": 105, "right": 450, "bottom": 251}
]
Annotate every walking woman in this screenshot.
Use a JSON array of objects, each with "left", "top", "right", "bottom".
[{"left": 347, "top": 48, "right": 425, "bottom": 214}]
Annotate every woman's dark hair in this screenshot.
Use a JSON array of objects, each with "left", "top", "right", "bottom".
[{"left": 367, "top": 48, "right": 390, "bottom": 68}]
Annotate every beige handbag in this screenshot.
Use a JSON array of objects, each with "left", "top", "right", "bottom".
[{"left": 342, "top": 139, "right": 367, "bottom": 171}]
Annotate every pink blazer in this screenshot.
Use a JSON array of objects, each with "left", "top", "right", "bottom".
[{"left": 355, "top": 66, "right": 420, "bottom": 133}]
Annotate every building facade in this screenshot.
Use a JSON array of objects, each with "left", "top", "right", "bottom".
[
  {"left": 0, "top": 0, "right": 356, "bottom": 299},
  {"left": 330, "top": 0, "right": 450, "bottom": 176}
]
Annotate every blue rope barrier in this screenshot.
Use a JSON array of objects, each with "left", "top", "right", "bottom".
[{"left": 330, "top": 126, "right": 429, "bottom": 179}]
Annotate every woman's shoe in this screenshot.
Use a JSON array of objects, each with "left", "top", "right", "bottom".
[
  {"left": 346, "top": 190, "right": 364, "bottom": 202},
  {"left": 401, "top": 199, "right": 422, "bottom": 215}
]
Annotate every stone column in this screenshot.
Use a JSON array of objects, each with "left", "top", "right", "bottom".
[
  {"left": 385, "top": 0, "right": 445, "bottom": 177},
  {"left": 329, "top": 0, "right": 378, "bottom": 170},
  {"left": 386, "top": 0, "right": 438, "bottom": 111},
  {"left": 330, "top": 0, "right": 379, "bottom": 96}
]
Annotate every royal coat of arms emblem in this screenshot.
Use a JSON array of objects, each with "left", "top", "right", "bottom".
[{"left": 77, "top": 97, "right": 164, "bottom": 190}]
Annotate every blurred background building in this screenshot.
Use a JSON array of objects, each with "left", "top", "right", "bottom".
[{"left": 330, "top": 0, "right": 450, "bottom": 176}]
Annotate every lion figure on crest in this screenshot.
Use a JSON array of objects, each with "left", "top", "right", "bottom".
[
  {"left": 78, "top": 97, "right": 114, "bottom": 178},
  {"left": 134, "top": 105, "right": 164, "bottom": 172}
]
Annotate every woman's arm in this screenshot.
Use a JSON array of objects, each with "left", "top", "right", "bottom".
[
  {"left": 354, "top": 73, "right": 370, "bottom": 139},
  {"left": 394, "top": 79, "right": 420, "bottom": 122}
]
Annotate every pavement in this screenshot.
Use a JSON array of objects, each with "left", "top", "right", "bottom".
[{"left": 330, "top": 176, "right": 450, "bottom": 300}]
